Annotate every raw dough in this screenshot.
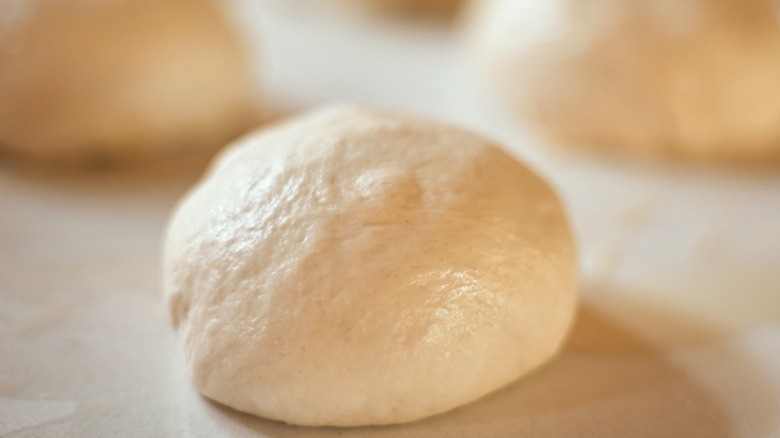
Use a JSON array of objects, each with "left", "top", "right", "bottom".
[
  {"left": 164, "top": 105, "right": 577, "bottom": 426},
  {"left": 466, "top": 0, "right": 780, "bottom": 162},
  {"left": 0, "top": 0, "right": 257, "bottom": 164}
]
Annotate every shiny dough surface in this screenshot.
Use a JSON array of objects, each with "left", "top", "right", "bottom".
[{"left": 164, "top": 106, "right": 577, "bottom": 426}]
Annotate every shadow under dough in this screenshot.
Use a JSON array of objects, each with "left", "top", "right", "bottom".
[{"left": 207, "top": 291, "right": 778, "bottom": 438}]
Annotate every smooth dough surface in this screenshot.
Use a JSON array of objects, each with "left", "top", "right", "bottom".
[
  {"left": 164, "top": 105, "right": 577, "bottom": 426},
  {"left": 0, "top": 0, "right": 256, "bottom": 164},
  {"left": 467, "top": 0, "right": 780, "bottom": 162}
]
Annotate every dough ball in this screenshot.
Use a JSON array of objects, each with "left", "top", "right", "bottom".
[
  {"left": 163, "top": 105, "right": 577, "bottom": 426},
  {"left": 467, "top": 0, "right": 780, "bottom": 162},
  {"left": 0, "top": 0, "right": 257, "bottom": 164},
  {"left": 338, "top": 0, "right": 464, "bottom": 19}
]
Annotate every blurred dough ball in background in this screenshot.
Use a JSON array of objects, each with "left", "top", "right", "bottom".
[
  {"left": 265, "top": 0, "right": 465, "bottom": 21},
  {"left": 338, "top": 0, "right": 465, "bottom": 19},
  {"left": 0, "top": 0, "right": 258, "bottom": 166},
  {"left": 466, "top": 0, "right": 780, "bottom": 163}
]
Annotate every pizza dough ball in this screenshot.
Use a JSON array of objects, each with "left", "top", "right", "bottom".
[
  {"left": 164, "top": 105, "right": 577, "bottom": 426},
  {"left": 467, "top": 0, "right": 780, "bottom": 162},
  {"left": 0, "top": 0, "right": 257, "bottom": 164}
]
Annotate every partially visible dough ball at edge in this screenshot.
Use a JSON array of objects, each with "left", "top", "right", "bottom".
[
  {"left": 0, "top": 0, "right": 258, "bottom": 164},
  {"left": 466, "top": 0, "right": 780, "bottom": 163}
]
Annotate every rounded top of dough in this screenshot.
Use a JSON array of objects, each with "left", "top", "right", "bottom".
[
  {"left": 467, "top": 0, "right": 780, "bottom": 163},
  {"left": 0, "top": 0, "right": 256, "bottom": 164},
  {"left": 164, "top": 105, "right": 577, "bottom": 426}
]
